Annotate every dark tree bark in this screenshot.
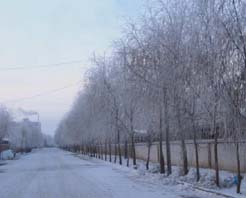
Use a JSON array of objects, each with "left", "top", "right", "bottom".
[
  {"left": 130, "top": 109, "right": 136, "bottom": 166},
  {"left": 214, "top": 126, "right": 220, "bottom": 187},
  {"left": 126, "top": 139, "right": 129, "bottom": 167},
  {"left": 97, "top": 145, "right": 100, "bottom": 159},
  {"left": 109, "top": 140, "right": 112, "bottom": 162},
  {"left": 146, "top": 143, "right": 151, "bottom": 170},
  {"left": 105, "top": 141, "right": 107, "bottom": 161},
  {"left": 236, "top": 142, "right": 242, "bottom": 194},
  {"left": 208, "top": 143, "right": 212, "bottom": 169},
  {"left": 131, "top": 134, "right": 136, "bottom": 166},
  {"left": 100, "top": 143, "right": 103, "bottom": 160},
  {"left": 163, "top": 89, "right": 171, "bottom": 175},
  {"left": 116, "top": 109, "right": 122, "bottom": 165},
  {"left": 177, "top": 112, "right": 188, "bottom": 175},
  {"left": 117, "top": 128, "right": 122, "bottom": 165},
  {"left": 90, "top": 145, "right": 92, "bottom": 157},
  {"left": 98, "top": 145, "right": 100, "bottom": 159},
  {"left": 94, "top": 145, "right": 97, "bottom": 158},
  {"left": 159, "top": 106, "right": 165, "bottom": 174},
  {"left": 192, "top": 121, "right": 200, "bottom": 182},
  {"left": 124, "top": 140, "right": 128, "bottom": 159},
  {"left": 114, "top": 142, "right": 117, "bottom": 163},
  {"left": 176, "top": 97, "right": 188, "bottom": 175},
  {"left": 181, "top": 138, "right": 188, "bottom": 175}
]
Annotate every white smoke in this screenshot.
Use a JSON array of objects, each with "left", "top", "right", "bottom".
[
  {"left": 18, "top": 108, "right": 38, "bottom": 116},
  {"left": 17, "top": 108, "right": 39, "bottom": 122}
]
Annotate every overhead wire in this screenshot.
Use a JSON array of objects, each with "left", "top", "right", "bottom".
[
  {"left": 0, "top": 59, "right": 85, "bottom": 104},
  {"left": 2, "top": 81, "right": 82, "bottom": 104},
  {"left": 0, "top": 59, "right": 84, "bottom": 71}
]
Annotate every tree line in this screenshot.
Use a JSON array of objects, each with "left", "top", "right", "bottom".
[{"left": 55, "top": 0, "right": 246, "bottom": 193}]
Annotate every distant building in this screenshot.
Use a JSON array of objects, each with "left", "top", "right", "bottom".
[
  {"left": 134, "top": 129, "right": 158, "bottom": 143},
  {"left": 7, "top": 118, "right": 42, "bottom": 149}
]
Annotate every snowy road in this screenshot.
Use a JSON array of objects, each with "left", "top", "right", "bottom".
[{"left": 0, "top": 148, "right": 225, "bottom": 198}]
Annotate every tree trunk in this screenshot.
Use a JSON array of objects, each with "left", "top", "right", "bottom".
[
  {"left": 146, "top": 144, "right": 151, "bottom": 170},
  {"left": 181, "top": 139, "right": 188, "bottom": 175},
  {"left": 100, "top": 144, "right": 103, "bottom": 159},
  {"left": 89, "top": 145, "right": 91, "bottom": 156},
  {"left": 236, "top": 142, "right": 242, "bottom": 194},
  {"left": 178, "top": 117, "right": 188, "bottom": 175},
  {"left": 95, "top": 145, "right": 98, "bottom": 158},
  {"left": 164, "top": 90, "right": 171, "bottom": 175},
  {"left": 130, "top": 109, "right": 136, "bottom": 166},
  {"left": 176, "top": 99, "right": 188, "bottom": 175},
  {"left": 213, "top": 100, "right": 220, "bottom": 186},
  {"left": 117, "top": 128, "right": 122, "bottom": 165},
  {"left": 109, "top": 141, "right": 112, "bottom": 162},
  {"left": 159, "top": 106, "right": 165, "bottom": 174},
  {"left": 115, "top": 109, "right": 122, "bottom": 165},
  {"left": 127, "top": 143, "right": 130, "bottom": 167},
  {"left": 105, "top": 141, "right": 107, "bottom": 161},
  {"left": 131, "top": 134, "right": 136, "bottom": 166},
  {"left": 193, "top": 122, "right": 200, "bottom": 182},
  {"left": 99, "top": 144, "right": 102, "bottom": 159},
  {"left": 214, "top": 128, "right": 220, "bottom": 187},
  {"left": 212, "top": 101, "right": 220, "bottom": 187},
  {"left": 114, "top": 142, "right": 117, "bottom": 163},
  {"left": 165, "top": 124, "right": 171, "bottom": 175},
  {"left": 98, "top": 145, "right": 100, "bottom": 159},
  {"left": 208, "top": 143, "right": 212, "bottom": 169},
  {"left": 99, "top": 144, "right": 101, "bottom": 159},
  {"left": 124, "top": 140, "right": 128, "bottom": 159}
]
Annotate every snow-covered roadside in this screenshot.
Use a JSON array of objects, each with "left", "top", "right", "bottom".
[
  {"left": 0, "top": 149, "right": 37, "bottom": 167},
  {"left": 74, "top": 153, "right": 245, "bottom": 198}
]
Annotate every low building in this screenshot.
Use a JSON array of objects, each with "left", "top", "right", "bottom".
[{"left": 0, "top": 138, "right": 10, "bottom": 153}]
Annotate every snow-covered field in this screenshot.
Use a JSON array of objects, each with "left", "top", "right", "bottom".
[{"left": 0, "top": 148, "right": 242, "bottom": 198}]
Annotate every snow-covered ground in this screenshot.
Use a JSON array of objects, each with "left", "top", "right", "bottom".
[
  {"left": 0, "top": 148, "right": 241, "bottom": 198},
  {"left": 75, "top": 154, "right": 245, "bottom": 198}
]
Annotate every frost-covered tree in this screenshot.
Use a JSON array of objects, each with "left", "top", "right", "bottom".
[
  {"left": 0, "top": 105, "right": 11, "bottom": 141},
  {"left": 54, "top": 0, "right": 246, "bottom": 193}
]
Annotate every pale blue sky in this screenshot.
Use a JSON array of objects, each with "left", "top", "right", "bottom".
[{"left": 0, "top": 0, "right": 144, "bottom": 135}]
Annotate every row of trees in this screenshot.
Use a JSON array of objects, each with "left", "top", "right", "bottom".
[
  {"left": 55, "top": 0, "right": 246, "bottom": 193},
  {"left": 0, "top": 105, "right": 47, "bottom": 151}
]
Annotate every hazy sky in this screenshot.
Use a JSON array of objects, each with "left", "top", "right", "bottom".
[{"left": 0, "top": 0, "right": 143, "bottom": 135}]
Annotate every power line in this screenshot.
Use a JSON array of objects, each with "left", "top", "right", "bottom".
[
  {"left": 2, "top": 81, "right": 81, "bottom": 104},
  {"left": 0, "top": 59, "right": 84, "bottom": 71}
]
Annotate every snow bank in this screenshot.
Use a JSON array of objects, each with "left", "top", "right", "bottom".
[
  {"left": 0, "top": 149, "right": 14, "bottom": 160},
  {"left": 75, "top": 153, "right": 246, "bottom": 198}
]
